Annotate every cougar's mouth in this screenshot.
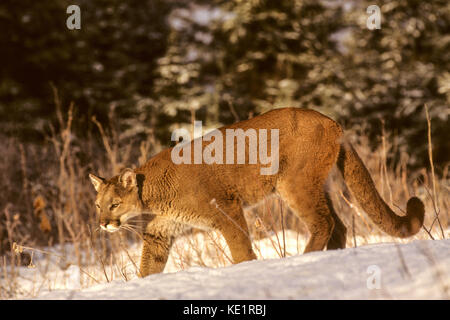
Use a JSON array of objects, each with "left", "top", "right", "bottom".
[{"left": 100, "top": 221, "right": 121, "bottom": 233}]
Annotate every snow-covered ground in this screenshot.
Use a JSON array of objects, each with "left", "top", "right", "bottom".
[{"left": 29, "top": 237, "right": 449, "bottom": 300}]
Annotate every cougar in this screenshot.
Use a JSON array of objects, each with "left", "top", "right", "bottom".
[{"left": 89, "top": 108, "right": 425, "bottom": 277}]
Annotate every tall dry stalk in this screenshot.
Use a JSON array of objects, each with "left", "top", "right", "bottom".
[{"left": 424, "top": 104, "right": 445, "bottom": 239}]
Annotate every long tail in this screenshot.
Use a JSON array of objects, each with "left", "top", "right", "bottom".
[{"left": 337, "top": 142, "right": 424, "bottom": 238}]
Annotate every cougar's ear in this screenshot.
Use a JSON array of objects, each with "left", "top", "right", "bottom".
[
  {"left": 119, "top": 168, "right": 137, "bottom": 189},
  {"left": 89, "top": 173, "right": 105, "bottom": 192}
]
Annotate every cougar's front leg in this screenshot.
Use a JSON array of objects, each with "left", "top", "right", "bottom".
[
  {"left": 139, "top": 232, "right": 172, "bottom": 277},
  {"left": 139, "top": 215, "right": 190, "bottom": 277}
]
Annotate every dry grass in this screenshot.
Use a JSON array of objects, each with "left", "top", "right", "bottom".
[{"left": 0, "top": 100, "right": 447, "bottom": 299}]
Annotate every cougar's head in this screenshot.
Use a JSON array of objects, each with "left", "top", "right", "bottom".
[{"left": 89, "top": 168, "right": 143, "bottom": 233}]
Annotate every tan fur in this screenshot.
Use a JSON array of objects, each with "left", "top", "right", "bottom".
[{"left": 89, "top": 108, "right": 425, "bottom": 277}]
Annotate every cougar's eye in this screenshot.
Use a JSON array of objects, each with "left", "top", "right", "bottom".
[
  {"left": 110, "top": 203, "right": 120, "bottom": 210},
  {"left": 95, "top": 203, "right": 100, "bottom": 209}
]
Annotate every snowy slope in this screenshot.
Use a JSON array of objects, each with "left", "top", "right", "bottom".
[{"left": 34, "top": 239, "right": 450, "bottom": 300}]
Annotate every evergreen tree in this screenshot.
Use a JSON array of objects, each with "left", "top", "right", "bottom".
[
  {"left": 338, "top": 0, "right": 449, "bottom": 166},
  {"left": 0, "top": 0, "right": 175, "bottom": 140},
  {"left": 152, "top": 0, "right": 344, "bottom": 137}
]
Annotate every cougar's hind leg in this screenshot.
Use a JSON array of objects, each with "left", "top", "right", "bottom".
[
  {"left": 278, "top": 180, "right": 335, "bottom": 253},
  {"left": 211, "top": 201, "right": 257, "bottom": 264},
  {"left": 324, "top": 190, "right": 347, "bottom": 250},
  {"left": 301, "top": 193, "right": 335, "bottom": 253}
]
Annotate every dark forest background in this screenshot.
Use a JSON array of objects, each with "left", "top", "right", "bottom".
[
  {"left": 0, "top": 0, "right": 448, "bottom": 262},
  {"left": 1, "top": 0, "right": 448, "bottom": 165}
]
